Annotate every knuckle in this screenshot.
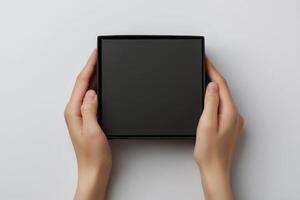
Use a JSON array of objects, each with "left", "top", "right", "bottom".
[
  {"left": 81, "top": 103, "right": 92, "bottom": 113},
  {"left": 193, "top": 150, "right": 200, "bottom": 163},
  {"left": 193, "top": 148, "right": 215, "bottom": 166},
  {"left": 239, "top": 114, "right": 245, "bottom": 127},
  {"left": 218, "top": 76, "right": 228, "bottom": 87},
  {"left": 64, "top": 105, "right": 71, "bottom": 119}
]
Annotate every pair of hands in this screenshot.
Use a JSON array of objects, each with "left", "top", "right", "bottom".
[{"left": 64, "top": 50, "right": 244, "bottom": 200}]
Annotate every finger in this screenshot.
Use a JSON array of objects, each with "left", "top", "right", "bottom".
[
  {"left": 65, "top": 49, "right": 97, "bottom": 133},
  {"left": 200, "top": 82, "right": 220, "bottom": 129},
  {"left": 68, "top": 49, "right": 97, "bottom": 117},
  {"left": 206, "top": 58, "right": 236, "bottom": 114},
  {"left": 236, "top": 114, "right": 245, "bottom": 132},
  {"left": 81, "top": 90, "right": 101, "bottom": 135}
]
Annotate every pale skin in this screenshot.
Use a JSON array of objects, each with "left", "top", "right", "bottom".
[
  {"left": 64, "top": 50, "right": 244, "bottom": 200},
  {"left": 194, "top": 58, "right": 244, "bottom": 200}
]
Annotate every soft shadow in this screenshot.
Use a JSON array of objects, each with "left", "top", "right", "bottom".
[{"left": 106, "top": 139, "right": 196, "bottom": 198}]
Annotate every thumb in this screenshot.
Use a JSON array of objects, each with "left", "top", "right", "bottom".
[
  {"left": 81, "top": 90, "right": 100, "bottom": 134},
  {"left": 200, "top": 82, "right": 220, "bottom": 128}
]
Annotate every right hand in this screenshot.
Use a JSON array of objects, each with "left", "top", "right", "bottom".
[{"left": 194, "top": 58, "right": 244, "bottom": 200}]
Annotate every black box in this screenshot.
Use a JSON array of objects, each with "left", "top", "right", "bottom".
[{"left": 97, "top": 35, "right": 206, "bottom": 139}]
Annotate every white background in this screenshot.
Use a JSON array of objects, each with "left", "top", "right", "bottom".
[{"left": 0, "top": 0, "right": 299, "bottom": 199}]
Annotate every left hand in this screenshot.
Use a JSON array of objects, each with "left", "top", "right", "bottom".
[{"left": 64, "top": 49, "right": 112, "bottom": 200}]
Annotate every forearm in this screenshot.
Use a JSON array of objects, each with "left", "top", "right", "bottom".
[{"left": 199, "top": 166, "right": 233, "bottom": 200}]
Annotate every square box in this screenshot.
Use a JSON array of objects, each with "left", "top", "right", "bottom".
[{"left": 97, "top": 35, "right": 206, "bottom": 138}]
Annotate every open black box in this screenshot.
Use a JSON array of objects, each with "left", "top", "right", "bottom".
[{"left": 97, "top": 35, "right": 206, "bottom": 139}]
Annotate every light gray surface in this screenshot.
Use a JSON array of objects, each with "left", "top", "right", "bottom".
[{"left": 0, "top": 0, "right": 299, "bottom": 199}]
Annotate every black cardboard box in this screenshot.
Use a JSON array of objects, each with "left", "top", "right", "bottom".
[{"left": 97, "top": 35, "right": 206, "bottom": 139}]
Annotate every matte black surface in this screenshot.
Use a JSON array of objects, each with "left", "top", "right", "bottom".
[{"left": 97, "top": 35, "right": 205, "bottom": 138}]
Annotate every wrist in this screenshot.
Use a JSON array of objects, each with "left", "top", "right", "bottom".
[
  {"left": 75, "top": 167, "right": 111, "bottom": 200},
  {"left": 198, "top": 164, "right": 233, "bottom": 200}
]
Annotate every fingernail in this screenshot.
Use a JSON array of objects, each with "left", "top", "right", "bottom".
[
  {"left": 85, "top": 90, "right": 96, "bottom": 100},
  {"left": 207, "top": 82, "right": 218, "bottom": 93}
]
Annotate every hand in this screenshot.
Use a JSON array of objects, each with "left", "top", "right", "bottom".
[
  {"left": 64, "top": 49, "right": 112, "bottom": 200},
  {"left": 194, "top": 58, "right": 244, "bottom": 200}
]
